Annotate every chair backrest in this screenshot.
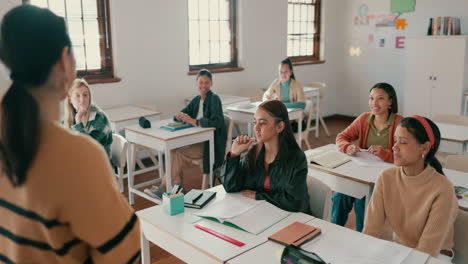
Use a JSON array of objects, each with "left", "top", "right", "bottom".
[
  {"left": 454, "top": 209, "right": 468, "bottom": 264},
  {"left": 306, "top": 176, "right": 332, "bottom": 220},
  {"left": 305, "top": 82, "right": 326, "bottom": 98},
  {"left": 239, "top": 88, "right": 264, "bottom": 102},
  {"left": 111, "top": 133, "right": 128, "bottom": 168},
  {"left": 432, "top": 114, "right": 468, "bottom": 126},
  {"left": 445, "top": 155, "right": 468, "bottom": 173}
]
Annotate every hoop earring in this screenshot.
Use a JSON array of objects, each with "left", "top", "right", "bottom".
[{"left": 422, "top": 154, "right": 425, "bottom": 159}]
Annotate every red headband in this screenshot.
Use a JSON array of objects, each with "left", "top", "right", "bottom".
[{"left": 412, "top": 115, "right": 435, "bottom": 149}]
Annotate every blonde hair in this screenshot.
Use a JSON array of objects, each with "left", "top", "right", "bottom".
[{"left": 63, "top": 78, "right": 93, "bottom": 128}]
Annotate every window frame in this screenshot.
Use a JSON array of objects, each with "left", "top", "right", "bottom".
[
  {"left": 287, "top": 0, "right": 324, "bottom": 66},
  {"left": 187, "top": 0, "right": 243, "bottom": 75},
  {"left": 23, "top": 0, "right": 120, "bottom": 84}
]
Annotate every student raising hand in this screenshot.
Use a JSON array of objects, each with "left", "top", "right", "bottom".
[{"left": 231, "top": 135, "right": 255, "bottom": 155}]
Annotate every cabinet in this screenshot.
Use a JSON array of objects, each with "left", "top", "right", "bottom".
[{"left": 403, "top": 36, "right": 468, "bottom": 117}]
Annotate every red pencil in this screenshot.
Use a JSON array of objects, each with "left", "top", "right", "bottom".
[{"left": 194, "top": 224, "right": 245, "bottom": 247}]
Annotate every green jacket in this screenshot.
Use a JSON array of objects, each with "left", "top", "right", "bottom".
[
  {"left": 177, "top": 90, "right": 227, "bottom": 173},
  {"left": 220, "top": 146, "right": 311, "bottom": 214},
  {"left": 71, "top": 105, "right": 113, "bottom": 159}
]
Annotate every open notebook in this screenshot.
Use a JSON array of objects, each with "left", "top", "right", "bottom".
[
  {"left": 193, "top": 196, "right": 290, "bottom": 235},
  {"left": 305, "top": 149, "right": 351, "bottom": 169}
]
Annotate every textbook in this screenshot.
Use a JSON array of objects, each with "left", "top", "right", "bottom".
[
  {"left": 268, "top": 221, "right": 321, "bottom": 247},
  {"left": 184, "top": 189, "right": 216, "bottom": 209},
  {"left": 194, "top": 197, "right": 290, "bottom": 235},
  {"left": 160, "top": 121, "right": 193, "bottom": 132},
  {"left": 305, "top": 148, "right": 351, "bottom": 169}
]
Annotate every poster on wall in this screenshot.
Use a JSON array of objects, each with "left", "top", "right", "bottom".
[{"left": 391, "top": 0, "right": 416, "bottom": 14}]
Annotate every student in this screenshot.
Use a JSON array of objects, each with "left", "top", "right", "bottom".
[
  {"left": 363, "top": 116, "right": 458, "bottom": 261},
  {"left": 220, "top": 100, "right": 310, "bottom": 214},
  {"left": 0, "top": 5, "right": 140, "bottom": 263},
  {"left": 262, "top": 58, "right": 306, "bottom": 132},
  {"left": 152, "top": 69, "right": 226, "bottom": 193},
  {"left": 63, "top": 78, "right": 113, "bottom": 158},
  {"left": 333, "top": 83, "right": 403, "bottom": 232}
]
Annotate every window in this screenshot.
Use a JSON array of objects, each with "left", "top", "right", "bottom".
[
  {"left": 287, "top": 0, "right": 322, "bottom": 64},
  {"left": 24, "top": 0, "right": 119, "bottom": 83},
  {"left": 187, "top": 0, "right": 241, "bottom": 74}
]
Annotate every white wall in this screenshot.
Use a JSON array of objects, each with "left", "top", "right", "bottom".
[
  {"left": 339, "top": 0, "right": 468, "bottom": 116},
  {"left": 90, "top": 0, "right": 345, "bottom": 118}
]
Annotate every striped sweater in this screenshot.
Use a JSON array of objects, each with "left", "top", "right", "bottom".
[{"left": 0, "top": 121, "right": 140, "bottom": 263}]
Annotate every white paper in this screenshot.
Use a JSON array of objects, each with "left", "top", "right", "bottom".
[
  {"left": 302, "top": 220, "right": 412, "bottom": 264},
  {"left": 349, "top": 151, "right": 393, "bottom": 168},
  {"left": 227, "top": 201, "right": 290, "bottom": 235},
  {"left": 194, "top": 194, "right": 261, "bottom": 220}
]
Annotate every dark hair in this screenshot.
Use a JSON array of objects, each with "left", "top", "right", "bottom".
[
  {"left": 370, "top": 82, "right": 398, "bottom": 114},
  {"left": 0, "top": 5, "right": 71, "bottom": 186},
  {"left": 281, "top": 58, "right": 296, "bottom": 80},
  {"left": 399, "top": 117, "right": 444, "bottom": 175},
  {"left": 247, "top": 100, "right": 301, "bottom": 170},
  {"left": 196, "top": 69, "right": 212, "bottom": 81}
]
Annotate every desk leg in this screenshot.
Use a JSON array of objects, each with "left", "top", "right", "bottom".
[
  {"left": 209, "top": 134, "right": 215, "bottom": 188},
  {"left": 165, "top": 149, "right": 172, "bottom": 193},
  {"left": 315, "top": 94, "right": 320, "bottom": 138},
  {"left": 140, "top": 228, "right": 150, "bottom": 264},
  {"left": 226, "top": 119, "right": 234, "bottom": 153},
  {"left": 365, "top": 185, "right": 374, "bottom": 208},
  {"left": 158, "top": 151, "right": 164, "bottom": 181},
  {"left": 127, "top": 143, "right": 135, "bottom": 205},
  {"left": 462, "top": 142, "right": 467, "bottom": 155}
]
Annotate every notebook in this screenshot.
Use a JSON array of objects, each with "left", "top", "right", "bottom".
[
  {"left": 184, "top": 189, "right": 216, "bottom": 209},
  {"left": 306, "top": 149, "right": 351, "bottom": 169},
  {"left": 160, "top": 121, "right": 193, "bottom": 132},
  {"left": 268, "top": 222, "right": 321, "bottom": 247}
]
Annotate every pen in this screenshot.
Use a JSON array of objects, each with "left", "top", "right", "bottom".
[{"left": 194, "top": 224, "right": 245, "bottom": 247}]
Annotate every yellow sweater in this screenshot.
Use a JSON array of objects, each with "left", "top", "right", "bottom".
[
  {"left": 0, "top": 121, "right": 140, "bottom": 263},
  {"left": 262, "top": 79, "right": 306, "bottom": 103},
  {"left": 363, "top": 166, "right": 458, "bottom": 257}
]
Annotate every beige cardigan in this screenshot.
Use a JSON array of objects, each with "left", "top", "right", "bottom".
[{"left": 262, "top": 79, "right": 306, "bottom": 103}]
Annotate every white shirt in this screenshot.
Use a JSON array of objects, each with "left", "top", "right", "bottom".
[{"left": 196, "top": 100, "right": 204, "bottom": 120}]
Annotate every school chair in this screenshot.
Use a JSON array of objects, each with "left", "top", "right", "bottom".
[
  {"left": 454, "top": 209, "right": 468, "bottom": 264},
  {"left": 239, "top": 88, "right": 265, "bottom": 102},
  {"left": 445, "top": 154, "right": 468, "bottom": 173},
  {"left": 306, "top": 176, "right": 332, "bottom": 221},
  {"left": 111, "top": 133, "right": 128, "bottom": 192},
  {"left": 306, "top": 82, "right": 330, "bottom": 137},
  {"left": 295, "top": 99, "right": 315, "bottom": 150},
  {"left": 431, "top": 114, "right": 468, "bottom": 126}
]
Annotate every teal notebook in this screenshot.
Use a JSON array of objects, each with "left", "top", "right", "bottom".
[{"left": 160, "top": 122, "right": 193, "bottom": 132}]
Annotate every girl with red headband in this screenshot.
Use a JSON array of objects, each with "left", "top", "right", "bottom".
[{"left": 364, "top": 116, "right": 458, "bottom": 261}]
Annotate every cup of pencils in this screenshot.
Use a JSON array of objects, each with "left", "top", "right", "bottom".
[{"left": 163, "top": 184, "right": 185, "bottom": 216}]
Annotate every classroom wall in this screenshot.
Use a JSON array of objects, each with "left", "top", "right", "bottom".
[
  {"left": 0, "top": 0, "right": 345, "bottom": 119},
  {"left": 339, "top": 0, "right": 468, "bottom": 116}
]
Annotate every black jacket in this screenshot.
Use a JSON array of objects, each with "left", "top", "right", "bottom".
[
  {"left": 177, "top": 90, "right": 227, "bottom": 173},
  {"left": 220, "top": 145, "right": 311, "bottom": 214}
]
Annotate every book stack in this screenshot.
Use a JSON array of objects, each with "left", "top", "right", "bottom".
[
  {"left": 428, "top": 17, "right": 462, "bottom": 36},
  {"left": 160, "top": 121, "right": 193, "bottom": 132}
]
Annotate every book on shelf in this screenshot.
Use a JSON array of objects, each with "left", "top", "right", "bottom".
[
  {"left": 160, "top": 121, "right": 193, "bottom": 132},
  {"left": 429, "top": 16, "right": 462, "bottom": 36},
  {"left": 194, "top": 197, "right": 290, "bottom": 235},
  {"left": 184, "top": 189, "right": 216, "bottom": 209},
  {"left": 305, "top": 148, "right": 351, "bottom": 169}
]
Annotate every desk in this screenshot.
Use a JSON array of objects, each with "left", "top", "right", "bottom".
[
  {"left": 303, "top": 87, "right": 321, "bottom": 138},
  {"left": 184, "top": 94, "right": 250, "bottom": 112},
  {"left": 436, "top": 122, "right": 468, "bottom": 154},
  {"left": 308, "top": 144, "right": 468, "bottom": 211},
  {"left": 446, "top": 168, "right": 468, "bottom": 211},
  {"left": 125, "top": 119, "right": 215, "bottom": 205},
  {"left": 105, "top": 105, "right": 161, "bottom": 134},
  {"left": 137, "top": 185, "right": 314, "bottom": 264},
  {"left": 228, "top": 218, "right": 435, "bottom": 264},
  {"left": 226, "top": 103, "right": 303, "bottom": 149},
  {"left": 464, "top": 92, "right": 468, "bottom": 116}
]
